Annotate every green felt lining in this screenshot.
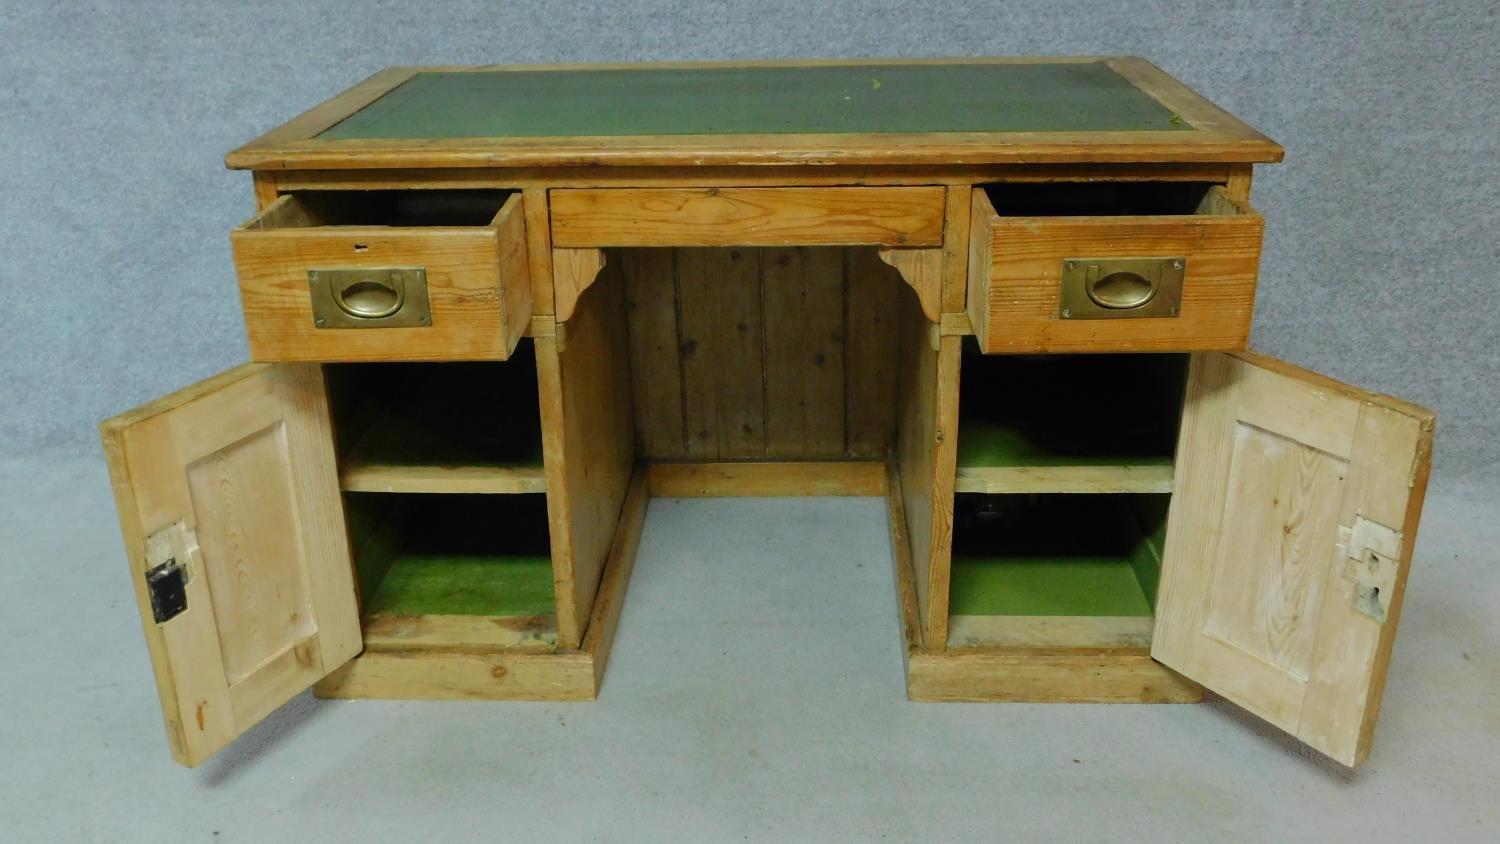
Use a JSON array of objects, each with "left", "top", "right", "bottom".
[
  {"left": 363, "top": 553, "right": 554, "bottom": 617},
  {"left": 950, "top": 557, "right": 1152, "bottom": 617},
  {"left": 1125, "top": 495, "right": 1170, "bottom": 609},
  {"left": 346, "top": 492, "right": 554, "bottom": 618},
  {"left": 950, "top": 493, "right": 1169, "bottom": 617},
  {"left": 319, "top": 62, "right": 1192, "bottom": 140},
  {"left": 957, "top": 348, "right": 1187, "bottom": 468}
]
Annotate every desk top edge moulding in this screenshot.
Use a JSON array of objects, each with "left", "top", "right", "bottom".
[
  {"left": 104, "top": 56, "right": 1437, "bottom": 773},
  {"left": 225, "top": 57, "right": 1283, "bottom": 170}
]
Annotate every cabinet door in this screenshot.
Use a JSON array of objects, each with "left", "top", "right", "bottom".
[
  {"left": 101, "top": 364, "right": 360, "bottom": 766},
  {"left": 1153, "top": 352, "right": 1434, "bottom": 766}
]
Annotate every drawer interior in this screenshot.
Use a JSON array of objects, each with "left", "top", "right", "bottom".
[
  {"left": 948, "top": 492, "right": 1169, "bottom": 648},
  {"left": 980, "top": 181, "right": 1238, "bottom": 217},
  {"left": 249, "top": 189, "right": 517, "bottom": 229}
]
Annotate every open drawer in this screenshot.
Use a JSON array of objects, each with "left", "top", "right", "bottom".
[
  {"left": 230, "top": 189, "right": 531, "bottom": 362},
  {"left": 966, "top": 182, "right": 1263, "bottom": 353}
]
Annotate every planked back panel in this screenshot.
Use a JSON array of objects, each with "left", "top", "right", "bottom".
[{"left": 618, "top": 246, "right": 904, "bottom": 461}]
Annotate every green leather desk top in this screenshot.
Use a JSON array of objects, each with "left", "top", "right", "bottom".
[
  {"left": 318, "top": 61, "right": 1189, "bottom": 140},
  {"left": 226, "top": 58, "right": 1282, "bottom": 169}
]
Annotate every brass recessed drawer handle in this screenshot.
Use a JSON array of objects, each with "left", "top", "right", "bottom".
[
  {"left": 1086, "top": 269, "right": 1157, "bottom": 309},
  {"left": 308, "top": 267, "right": 432, "bottom": 329},
  {"left": 1059, "top": 257, "right": 1185, "bottom": 320},
  {"left": 335, "top": 275, "right": 405, "bottom": 319}
]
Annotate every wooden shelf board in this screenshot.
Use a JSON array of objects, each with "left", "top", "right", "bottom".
[
  {"left": 362, "top": 612, "right": 557, "bottom": 650},
  {"left": 955, "top": 463, "right": 1174, "bottom": 494},
  {"left": 341, "top": 460, "right": 547, "bottom": 494},
  {"left": 947, "top": 613, "right": 1153, "bottom": 649}
]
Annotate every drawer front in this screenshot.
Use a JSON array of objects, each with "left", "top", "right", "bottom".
[
  {"left": 230, "top": 194, "right": 531, "bottom": 362},
  {"left": 967, "top": 186, "right": 1263, "bottom": 354},
  {"left": 549, "top": 186, "right": 946, "bottom": 247}
]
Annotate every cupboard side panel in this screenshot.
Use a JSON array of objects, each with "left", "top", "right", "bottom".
[
  {"left": 926, "top": 333, "right": 960, "bottom": 646},
  {"left": 555, "top": 263, "right": 637, "bottom": 647},
  {"left": 895, "top": 292, "right": 941, "bottom": 642}
]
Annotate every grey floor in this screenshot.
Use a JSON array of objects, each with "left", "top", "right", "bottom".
[{"left": 3, "top": 455, "right": 1498, "bottom": 841}]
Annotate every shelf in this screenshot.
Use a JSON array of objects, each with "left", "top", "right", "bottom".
[
  {"left": 331, "top": 354, "right": 545, "bottom": 495},
  {"left": 948, "top": 493, "right": 1167, "bottom": 649},
  {"left": 347, "top": 493, "right": 556, "bottom": 649},
  {"left": 955, "top": 464, "right": 1174, "bottom": 494},
  {"left": 956, "top": 350, "right": 1184, "bottom": 493},
  {"left": 341, "top": 458, "right": 546, "bottom": 495}
]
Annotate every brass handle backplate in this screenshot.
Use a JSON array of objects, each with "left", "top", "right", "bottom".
[
  {"left": 1059, "top": 257, "right": 1184, "bottom": 320},
  {"left": 308, "top": 267, "right": 432, "bottom": 329}
]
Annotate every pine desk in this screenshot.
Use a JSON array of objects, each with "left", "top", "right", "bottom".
[{"left": 101, "top": 58, "right": 1434, "bottom": 768}]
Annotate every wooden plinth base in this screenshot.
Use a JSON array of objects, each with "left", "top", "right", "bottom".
[{"left": 907, "top": 647, "right": 1204, "bottom": 703}]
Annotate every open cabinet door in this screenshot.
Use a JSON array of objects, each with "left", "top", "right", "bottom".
[
  {"left": 100, "top": 364, "right": 360, "bottom": 766},
  {"left": 1153, "top": 352, "right": 1435, "bottom": 766}
]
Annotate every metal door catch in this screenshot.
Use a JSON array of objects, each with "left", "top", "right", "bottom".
[{"left": 1338, "top": 516, "right": 1402, "bottom": 623}]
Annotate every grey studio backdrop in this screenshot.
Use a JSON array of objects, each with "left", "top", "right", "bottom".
[{"left": 2, "top": 1, "right": 1496, "bottom": 480}]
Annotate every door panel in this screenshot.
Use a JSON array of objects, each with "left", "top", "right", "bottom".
[
  {"left": 1153, "top": 352, "right": 1434, "bottom": 766},
  {"left": 101, "top": 364, "right": 360, "bottom": 766}
]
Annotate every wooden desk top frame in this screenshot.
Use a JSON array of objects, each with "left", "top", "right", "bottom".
[{"left": 226, "top": 57, "right": 1283, "bottom": 171}]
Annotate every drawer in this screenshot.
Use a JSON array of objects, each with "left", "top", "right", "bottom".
[
  {"left": 230, "top": 190, "right": 531, "bottom": 362},
  {"left": 966, "top": 182, "right": 1263, "bottom": 353},
  {"left": 549, "top": 186, "right": 946, "bottom": 247}
]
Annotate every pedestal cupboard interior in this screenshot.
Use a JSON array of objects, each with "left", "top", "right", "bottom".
[{"left": 101, "top": 58, "right": 1434, "bottom": 769}]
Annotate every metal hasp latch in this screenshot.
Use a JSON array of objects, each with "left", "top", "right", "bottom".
[
  {"left": 1059, "top": 256, "right": 1185, "bottom": 320},
  {"left": 308, "top": 267, "right": 432, "bottom": 329},
  {"left": 144, "top": 520, "right": 196, "bottom": 624},
  {"left": 145, "top": 559, "right": 188, "bottom": 623},
  {"left": 1338, "top": 516, "right": 1403, "bottom": 623}
]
